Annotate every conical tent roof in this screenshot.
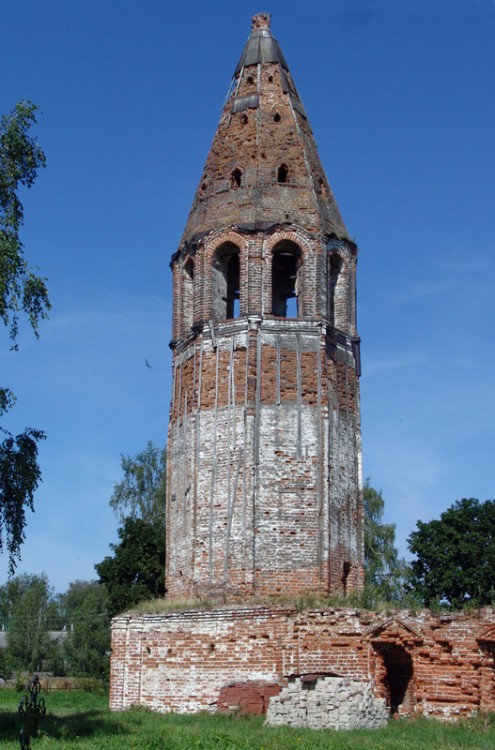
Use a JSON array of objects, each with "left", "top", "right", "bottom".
[{"left": 180, "top": 13, "right": 347, "bottom": 246}]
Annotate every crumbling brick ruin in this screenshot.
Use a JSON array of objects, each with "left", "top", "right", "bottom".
[
  {"left": 166, "top": 11, "right": 363, "bottom": 605},
  {"left": 111, "top": 607, "right": 495, "bottom": 720},
  {"left": 110, "top": 14, "right": 495, "bottom": 722}
]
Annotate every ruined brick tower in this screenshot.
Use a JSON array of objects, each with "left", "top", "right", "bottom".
[{"left": 166, "top": 13, "right": 363, "bottom": 602}]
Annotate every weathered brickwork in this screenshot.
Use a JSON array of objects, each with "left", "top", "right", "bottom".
[
  {"left": 111, "top": 15, "right": 495, "bottom": 722},
  {"left": 167, "top": 14, "right": 363, "bottom": 604},
  {"left": 166, "top": 321, "right": 362, "bottom": 602},
  {"left": 110, "top": 607, "right": 495, "bottom": 718}
]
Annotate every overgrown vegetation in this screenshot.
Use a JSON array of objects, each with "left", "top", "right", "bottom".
[{"left": 1, "top": 690, "right": 495, "bottom": 749}]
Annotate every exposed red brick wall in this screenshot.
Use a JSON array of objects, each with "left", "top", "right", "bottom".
[{"left": 110, "top": 606, "right": 495, "bottom": 718}]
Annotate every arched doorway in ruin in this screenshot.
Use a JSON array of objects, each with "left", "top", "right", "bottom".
[{"left": 372, "top": 642, "right": 415, "bottom": 715}]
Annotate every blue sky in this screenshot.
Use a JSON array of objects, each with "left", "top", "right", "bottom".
[{"left": 1, "top": 0, "right": 494, "bottom": 592}]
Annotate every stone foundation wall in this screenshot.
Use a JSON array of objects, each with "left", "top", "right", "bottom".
[{"left": 110, "top": 606, "right": 495, "bottom": 719}]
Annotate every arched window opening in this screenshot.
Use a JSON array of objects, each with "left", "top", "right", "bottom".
[
  {"left": 231, "top": 168, "right": 242, "bottom": 189},
  {"left": 272, "top": 241, "right": 301, "bottom": 317},
  {"left": 328, "top": 253, "right": 344, "bottom": 328},
  {"left": 277, "top": 163, "right": 289, "bottom": 184},
  {"left": 182, "top": 258, "right": 194, "bottom": 332},
  {"left": 212, "top": 243, "right": 240, "bottom": 321},
  {"left": 274, "top": 112, "right": 281, "bottom": 123}
]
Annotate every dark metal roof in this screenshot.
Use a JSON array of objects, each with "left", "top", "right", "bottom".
[
  {"left": 234, "top": 28, "right": 289, "bottom": 75},
  {"left": 231, "top": 93, "right": 259, "bottom": 114}
]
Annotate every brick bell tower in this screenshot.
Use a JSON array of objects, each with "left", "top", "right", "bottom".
[{"left": 166, "top": 13, "right": 363, "bottom": 602}]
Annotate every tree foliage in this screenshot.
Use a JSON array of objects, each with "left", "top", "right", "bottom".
[
  {"left": 97, "top": 442, "right": 166, "bottom": 616},
  {"left": 1, "top": 101, "right": 50, "bottom": 572},
  {"left": 95, "top": 517, "right": 165, "bottom": 617},
  {"left": 0, "top": 575, "right": 110, "bottom": 678},
  {"left": 0, "top": 101, "right": 50, "bottom": 344},
  {"left": 363, "top": 480, "right": 412, "bottom": 608},
  {"left": 0, "top": 428, "right": 45, "bottom": 573},
  {"left": 408, "top": 498, "right": 495, "bottom": 608},
  {"left": 60, "top": 580, "right": 110, "bottom": 677},
  {"left": 2, "top": 574, "right": 59, "bottom": 673},
  {"left": 109, "top": 442, "right": 166, "bottom": 525}
]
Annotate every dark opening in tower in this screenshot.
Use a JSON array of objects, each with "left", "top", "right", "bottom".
[
  {"left": 328, "top": 252, "right": 344, "bottom": 328},
  {"left": 231, "top": 168, "right": 242, "bottom": 188},
  {"left": 277, "top": 163, "right": 289, "bottom": 183},
  {"left": 272, "top": 241, "right": 301, "bottom": 317},
  {"left": 182, "top": 258, "right": 194, "bottom": 331},
  {"left": 212, "top": 243, "right": 240, "bottom": 321}
]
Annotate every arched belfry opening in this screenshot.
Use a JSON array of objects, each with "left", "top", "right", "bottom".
[
  {"left": 182, "top": 258, "right": 194, "bottom": 332},
  {"left": 272, "top": 240, "right": 301, "bottom": 317},
  {"left": 328, "top": 252, "right": 345, "bottom": 329},
  {"left": 373, "top": 643, "right": 415, "bottom": 715},
  {"left": 212, "top": 243, "right": 240, "bottom": 321}
]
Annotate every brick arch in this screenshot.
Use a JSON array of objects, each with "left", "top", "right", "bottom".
[
  {"left": 264, "top": 230, "right": 314, "bottom": 317},
  {"left": 204, "top": 231, "right": 249, "bottom": 320},
  {"left": 204, "top": 230, "right": 249, "bottom": 261},
  {"left": 327, "top": 243, "right": 352, "bottom": 332},
  {"left": 180, "top": 256, "right": 195, "bottom": 336},
  {"left": 264, "top": 229, "right": 312, "bottom": 257}
]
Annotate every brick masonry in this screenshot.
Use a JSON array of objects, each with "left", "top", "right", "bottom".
[
  {"left": 111, "top": 14, "right": 495, "bottom": 722},
  {"left": 166, "top": 13, "right": 363, "bottom": 604},
  {"left": 110, "top": 606, "right": 495, "bottom": 718}
]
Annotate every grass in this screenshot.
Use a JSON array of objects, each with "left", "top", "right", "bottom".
[
  {"left": 1, "top": 689, "right": 495, "bottom": 749},
  {"left": 126, "top": 592, "right": 378, "bottom": 615}
]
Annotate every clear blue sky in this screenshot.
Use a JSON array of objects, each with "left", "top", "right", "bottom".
[{"left": 1, "top": 0, "right": 494, "bottom": 592}]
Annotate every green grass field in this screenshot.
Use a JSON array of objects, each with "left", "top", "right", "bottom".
[{"left": 1, "top": 690, "right": 495, "bottom": 749}]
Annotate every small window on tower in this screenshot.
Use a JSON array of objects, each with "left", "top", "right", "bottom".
[
  {"left": 231, "top": 168, "right": 242, "bottom": 189},
  {"left": 277, "top": 163, "right": 289, "bottom": 183},
  {"left": 274, "top": 112, "right": 281, "bottom": 123},
  {"left": 247, "top": 75, "right": 254, "bottom": 85}
]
